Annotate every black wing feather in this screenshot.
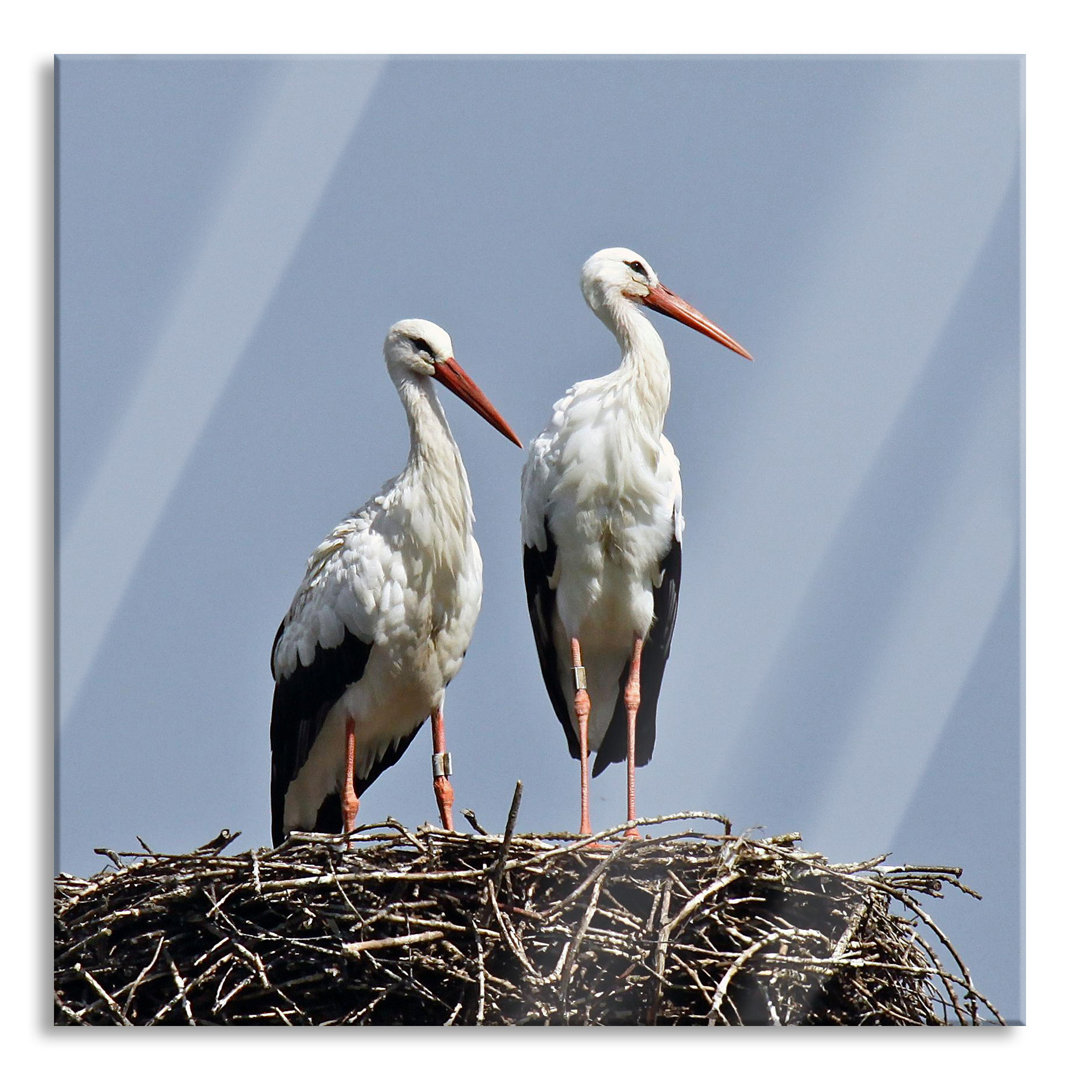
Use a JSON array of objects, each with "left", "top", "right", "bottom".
[
  {"left": 270, "top": 623, "right": 373, "bottom": 845},
  {"left": 523, "top": 518, "right": 581, "bottom": 760},
  {"left": 593, "top": 524, "right": 682, "bottom": 777}
]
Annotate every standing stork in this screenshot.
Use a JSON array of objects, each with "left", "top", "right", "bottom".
[
  {"left": 521, "top": 248, "right": 752, "bottom": 837},
  {"left": 271, "top": 319, "right": 521, "bottom": 846}
]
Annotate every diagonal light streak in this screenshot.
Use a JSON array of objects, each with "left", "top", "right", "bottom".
[
  {"left": 809, "top": 359, "right": 1019, "bottom": 852},
  {"left": 59, "top": 58, "right": 386, "bottom": 725},
  {"left": 691, "top": 63, "right": 1020, "bottom": 780}
]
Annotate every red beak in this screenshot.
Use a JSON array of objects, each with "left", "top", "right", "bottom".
[
  {"left": 432, "top": 357, "right": 522, "bottom": 448},
  {"left": 643, "top": 282, "right": 753, "bottom": 361}
]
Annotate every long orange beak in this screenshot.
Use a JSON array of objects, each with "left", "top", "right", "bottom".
[
  {"left": 643, "top": 282, "right": 753, "bottom": 361},
  {"left": 432, "top": 357, "right": 522, "bottom": 447}
]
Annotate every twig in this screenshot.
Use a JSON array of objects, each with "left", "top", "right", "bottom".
[
  {"left": 73, "top": 963, "right": 133, "bottom": 1025},
  {"left": 343, "top": 930, "right": 445, "bottom": 955}
]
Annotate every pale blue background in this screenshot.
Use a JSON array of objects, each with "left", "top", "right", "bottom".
[{"left": 56, "top": 55, "right": 1022, "bottom": 1022}]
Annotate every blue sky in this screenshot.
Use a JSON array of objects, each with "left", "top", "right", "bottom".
[{"left": 56, "top": 55, "right": 1021, "bottom": 1021}]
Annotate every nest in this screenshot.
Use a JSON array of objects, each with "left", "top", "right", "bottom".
[{"left": 55, "top": 794, "right": 1002, "bottom": 1026}]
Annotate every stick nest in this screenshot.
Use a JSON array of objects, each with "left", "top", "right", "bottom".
[{"left": 55, "top": 803, "right": 1002, "bottom": 1026}]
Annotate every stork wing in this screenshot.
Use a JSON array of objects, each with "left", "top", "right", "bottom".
[
  {"left": 593, "top": 519, "right": 682, "bottom": 776},
  {"left": 269, "top": 620, "right": 373, "bottom": 845},
  {"left": 523, "top": 517, "right": 581, "bottom": 760}
]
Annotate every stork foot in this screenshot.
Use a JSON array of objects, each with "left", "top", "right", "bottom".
[
  {"left": 623, "top": 636, "right": 644, "bottom": 840},
  {"left": 430, "top": 706, "right": 455, "bottom": 831},
  {"left": 570, "top": 637, "right": 594, "bottom": 836},
  {"left": 433, "top": 775, "right": 455, "bottom": 831},
  {"left": 341, "top": 789, "right": 359, "bottom": 839},
  {"left": 342, "top": 717, "right": 360, "bottom": 846}
]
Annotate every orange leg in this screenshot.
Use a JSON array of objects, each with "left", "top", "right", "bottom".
[
  {"left": 570, "top": 637, "right": 593, "bottom": 836},
  {"left": 430, "top": 705, "right": 455, "bottom": 831},
  {"left": 341, "top": 717, "right": 360, "bottom": 844},
  {"left": 623, "top": 636, "right": 644, "bottom": 839}
]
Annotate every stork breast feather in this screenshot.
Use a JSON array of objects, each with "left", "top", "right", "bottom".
[{"left": 380, "top": 577, "right": 406, "bottom": 615}]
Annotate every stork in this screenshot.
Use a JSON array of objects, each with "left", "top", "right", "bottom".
[
  {"left": 521, "top": 248, "right": 752, "bottom": 838},
  {"left": 270, "top": 319, "right": 521, "bottom": 846}
]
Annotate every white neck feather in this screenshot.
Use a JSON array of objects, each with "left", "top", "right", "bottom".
[
  {"left": 599, "top": 295, "right": 672, "bottom": 436},
  {"left": 394, "top": 373, "right": 474, "bottom": 539}
]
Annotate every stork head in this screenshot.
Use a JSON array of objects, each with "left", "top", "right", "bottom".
[
  {"left": 580, "top": 247, "right": 753, "bottom": 361},
  {"left": 384, "top": 319, "right": 521, "bottom": 447}
]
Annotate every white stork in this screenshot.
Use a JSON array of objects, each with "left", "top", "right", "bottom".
[
  {"left": 270, "top": 319, "right": 521, "bottom": 846},
  {"left": 521, "top": 248, "right": 752, "bottom": 837}
]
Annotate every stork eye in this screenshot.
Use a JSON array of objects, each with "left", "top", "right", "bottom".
[
  {"left": 409, "top": 336, "right": 434, "bottom": 356},
  {"left": 625, "top": 260, "right": 647, "bottom": 276}
]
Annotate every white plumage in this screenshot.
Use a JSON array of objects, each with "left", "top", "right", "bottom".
[
  {"left": 271, "top": 319, "right": 520, "bottom": 845},
  {"left": 522, "top": 248, "right": 752, "bottom": 835}
]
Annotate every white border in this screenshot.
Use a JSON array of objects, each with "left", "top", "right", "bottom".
[{"left": 11, "top": 0, "right": 1075, "bottom": 1066}]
